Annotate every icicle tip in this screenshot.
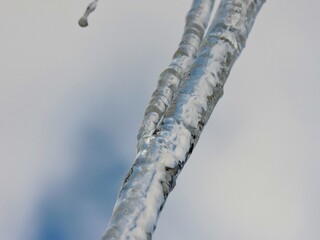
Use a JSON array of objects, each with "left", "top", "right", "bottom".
[
  {"left": 78, "top": 17, "right": 89, "bottom": 27},
  {"left": 78, "top": 0, "right": 98, "bottom": 28}
]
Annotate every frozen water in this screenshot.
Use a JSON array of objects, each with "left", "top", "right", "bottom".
[
  {"left": 137, "top": 0, "right": 215, "bottom": 148},
  {"left": 101, "top": 0, "right": 266, "bottom": 239},
  {"left": 79, "top": 0, "right": 99, "bottom": 27}
]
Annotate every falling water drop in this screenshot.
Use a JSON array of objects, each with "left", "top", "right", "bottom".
[{"left": 78, "top": 0, "right": 99, "bottom": 27}]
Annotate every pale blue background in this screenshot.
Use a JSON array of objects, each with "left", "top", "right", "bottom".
[{"left": 1, "top": 0, "right": 320, "bottom": 239}]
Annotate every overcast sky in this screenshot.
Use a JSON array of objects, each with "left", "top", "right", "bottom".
[{"left": 1, "top": 0, "right": 320, "bottom": 239}]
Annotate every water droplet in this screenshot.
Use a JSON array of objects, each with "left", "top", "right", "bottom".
[{"left": 78, "top": 17, "right": 88, "bottom": 27}]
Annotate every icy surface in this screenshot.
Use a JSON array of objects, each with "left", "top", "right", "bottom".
[
  {"left": 102, "top": 0, "right": 265, "bottom": 239},
  {"left": 137, "top": 0, "right": 215, "bottom": 149}
]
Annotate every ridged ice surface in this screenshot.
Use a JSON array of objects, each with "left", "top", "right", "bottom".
[
  {"left": 101, "top": 0, "right": 266, "bottom": 239},
  {"left": 137, "top": 0, "right": 215, "bottom": 149}
]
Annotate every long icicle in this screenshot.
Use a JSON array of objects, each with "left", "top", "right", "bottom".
[
  {"left": 79, "top": 0, "right": 99, "bottom": 27},
  {"left": 102, "top": 0, "right": 265, "bottom": 239},
  {"left": 137, "top": 0, "right": 215, "bottom": 150}
]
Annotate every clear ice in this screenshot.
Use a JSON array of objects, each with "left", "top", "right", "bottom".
[
  {"left": 95, "top": 0, "right": 267, "bottom": 239},
  {"left": 79, "top": 0, "right": 99, "bottom": 27}
]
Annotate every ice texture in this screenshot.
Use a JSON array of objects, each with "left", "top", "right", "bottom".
[
  {"left": 102, "top": 0, "right": 266, "bottom": 239},
  {"left": 137, "top": 0, "right": 215, "bottom": 150}
]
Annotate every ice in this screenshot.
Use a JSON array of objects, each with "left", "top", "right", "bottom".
[
  {"left": 100, "top": 0, "right": 266, "bottom": 239},
  {"left": 78, "top": 0, "right": 99, "bottom": 27},
  {"left": 137, "top": 0, "right": 215, "bottom": 148}
]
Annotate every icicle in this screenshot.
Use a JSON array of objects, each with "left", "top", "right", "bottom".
[
  {"left": 137, "top": 0, "right": 215, "bottom": 150},
  {"left": 102, "top": 0, "right": 266, "bottom": 239},
  {"left": 78, "top": 0, "right": 99, "bottom": 27}
]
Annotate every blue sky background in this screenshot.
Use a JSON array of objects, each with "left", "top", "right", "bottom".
[{"left": 1, "top": 0, "right": 320, "bottom": 239}]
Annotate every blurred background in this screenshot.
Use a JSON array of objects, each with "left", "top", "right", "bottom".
[{"left": 1, "top": 0, "right": 320, "bottom": 239}]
